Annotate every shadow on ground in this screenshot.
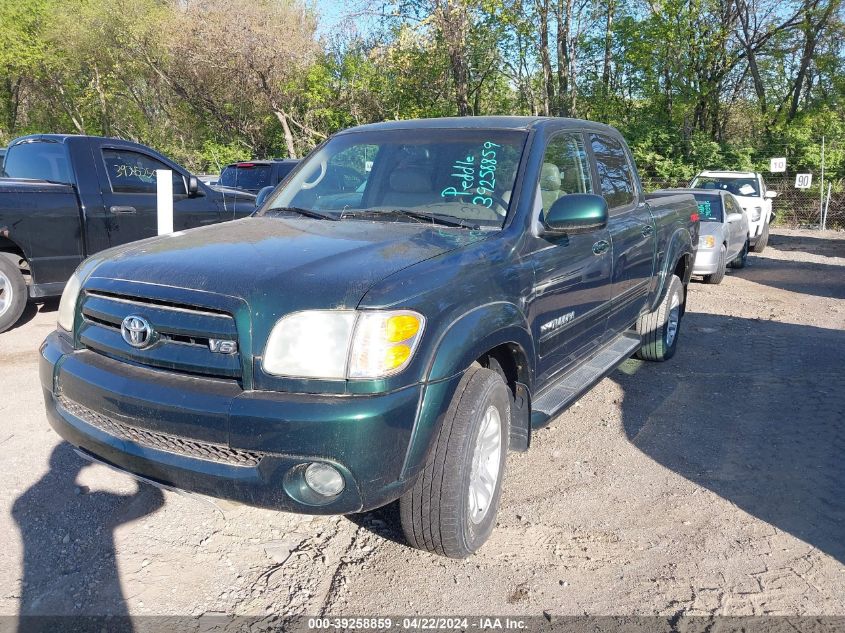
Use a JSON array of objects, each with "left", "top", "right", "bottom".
[
  {"left": 5, "top": 298, "right": 59, "bottom": 333},
  {"left": 12, "top": 443, "right": 164, "bottom": 629},
  {"left": 731, "top": 257, "right": 845, "bottom": 300},
  {"left": 614, "top": 312, "right": 845, "bottom": 564},
  {"left": 767, "top": 232, "right": 845, "bottom": 258}
]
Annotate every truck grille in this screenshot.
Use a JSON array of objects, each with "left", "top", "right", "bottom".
[
  {"left": 78, "top": 291, "right": 242, "bottom": 380},
  {"left": 57, "top": 394, "right": 263, "bottom": 467}
]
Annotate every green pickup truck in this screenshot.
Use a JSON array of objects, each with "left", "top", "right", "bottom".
[{"left": 40, "top": 117, "right": 698, "bottom": 557}]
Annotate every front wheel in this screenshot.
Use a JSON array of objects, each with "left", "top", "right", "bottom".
[
  {"left": 729, "top": 239, "right": 749, "bottom": 269},
  {"left": 635, "top": 274, "right": 684, "bottom": 362},
  {"left": 0, "top": 255, "right": 27, "bottom": 333},
  {"left": 751, "top": 221, "right": 769, "bottom": 253},
  {"left": 399, "top": 366, "right": 510, "bottom": 558},
  {"left": 704, "top": 245, "right": 727, "bottom": 284}
]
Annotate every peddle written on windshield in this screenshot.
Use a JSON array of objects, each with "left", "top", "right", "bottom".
[{"left": 440, "top": 142, "right": 501, "bottom": 208}]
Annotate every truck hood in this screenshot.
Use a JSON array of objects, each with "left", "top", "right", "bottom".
[{"left": 87, "top": 217, "right": 488, "bottom": 314}]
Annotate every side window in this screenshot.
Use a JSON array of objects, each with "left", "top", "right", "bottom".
[
  {"left": 589, "top": 134, "right": 636, "bottom": 211},
  {"left": 538, "top": 132, "right": 592, "bottom": 216},
  {"left": 102, "top": 149, "right": 187, "bottom": 195}
]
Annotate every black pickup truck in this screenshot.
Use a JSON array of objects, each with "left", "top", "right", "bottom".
[
  {"left": 40, "top": 117, "right": 698, "bottom": 557},
  {"left": 0, "top": 135, "right": 256, "bottom": 331}
]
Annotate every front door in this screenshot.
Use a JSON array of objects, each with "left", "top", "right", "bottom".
[
  {"left": 524, "top": 131, "right": 613, "bottom": 388},
  {"left": 97, "top": 147, "right": 222, "bottom": 245},
  {"left": 589, "top": 133, "right": 655, "bottom": 334}
]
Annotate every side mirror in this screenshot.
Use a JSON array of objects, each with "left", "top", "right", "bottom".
[
  {"left": 764, "top": 190, "right": 777, "bottom": 199},
  {"left": 727, "top": 212, "right": 744, "bottom": 223},
  {"left": 543, "top": 194, "right": 608, "bottom": 235},
  {"left": 255, "top": 185, "right": 275, "bottom": 209},
  {"left": 188, "top": 176, "right": 199, "bottom": 197}
]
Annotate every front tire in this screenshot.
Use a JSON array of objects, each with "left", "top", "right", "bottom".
[
  {"left": 399, "top": 366, "right": 510, "bottom": 558},
  {"left": 704, "top": 245, "right": 727, "bottom": 284},
  {"left": 635, "top": 274, "right": 683, "bottom": 362},
  {"left": 729, "top": 239, "right": 749, "bottom": 269},
  {"left": 751, "top": 221, "right": 769, "bottom": 253},
  {"left": 0, "top": 255, "right": 27, "bottom": 333}
]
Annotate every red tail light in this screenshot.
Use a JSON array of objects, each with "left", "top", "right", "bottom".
[
  {"left": 690, "top": 212, "right": 700, "bottom": 222},
  {"left": 236, "top": 162, "right": 255, "bottom": 168}
]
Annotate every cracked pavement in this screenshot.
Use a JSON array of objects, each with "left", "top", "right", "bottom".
[{"left": 1, "top": 228, "right": 843, "bottom": 618}]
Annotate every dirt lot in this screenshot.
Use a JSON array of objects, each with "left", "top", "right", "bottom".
[{"left": 0, "top": 228, "right": 843, "bottom": 620}]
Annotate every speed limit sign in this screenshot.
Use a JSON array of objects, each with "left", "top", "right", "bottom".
[{"left": 794, "top": 173, "right": 813, "bottom": 189}]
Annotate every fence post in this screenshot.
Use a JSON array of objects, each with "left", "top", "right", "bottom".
[
  {"left": 822, "top": 183, "right": 832, "bottom": 231},
  {"left": 819, "top": 135, "right": 824, "bottom": 229},
  {"left": 156, "top": 170, "right": 174, "bottom": 236}
]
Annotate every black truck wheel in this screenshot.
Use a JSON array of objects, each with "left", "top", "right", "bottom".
[
  {"left": 704, "top": 245, "right": 727, "bottom": 284},
  {"left": 0, "top": 255, "right": 27, "bottom": 333},
  {"left": 751, "top": 221, "right": 769, "bottom": 253},
  {"left": 635, "top": 274, "right": 683, "bottom": 362},
  {"left": 399, "top": 366, "right": 510, "bottom": 558}
]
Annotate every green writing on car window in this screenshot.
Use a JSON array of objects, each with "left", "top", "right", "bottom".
[
  {"left": 441, "top": 141, "right": 500, "bottom": 208},
  {"left": 115, "top": 164, "right": 156, "bottom": 182},
  {"left": 697, "top": 200, "right": 713, "bottom": 218}
]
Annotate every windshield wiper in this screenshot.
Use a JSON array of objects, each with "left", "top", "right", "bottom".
[
  {"left": 341, "top": 208, "right": 477, "bottom": 229},
  {"left": 267, "top": 206, "right": 338, "bottom": 221}
]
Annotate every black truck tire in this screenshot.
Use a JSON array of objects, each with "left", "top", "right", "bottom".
[
  {"left": 635, "top": 274, "right": 683, "bottom": 362},
  {"left": 399, "top": 366, "right": 510, "bottom": 558},
  {"left": 751, "top": 221, "right": 769, "bottom": 253},
  {"left": 0, "top": 255, "right": 27, "bottom": 333},
  {"left": 704, "top": 245, "right": 727, "bottom": 284}
]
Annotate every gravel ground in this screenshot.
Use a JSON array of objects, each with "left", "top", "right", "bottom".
[{"left": 0, "top": 228, "right": 843, "bottom": 620}]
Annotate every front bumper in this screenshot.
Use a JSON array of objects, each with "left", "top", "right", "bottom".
[
  {"left": 40, "top": 332, "right": 458, "bottom": 514},
  {"left": 692, "top": 247, "right": 721, "bottom": 275}
]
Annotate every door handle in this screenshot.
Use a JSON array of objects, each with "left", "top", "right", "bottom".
[
  {"left": 592, "top": 240, "right": 610, "bottom": 255},
  {"left": 641, "top": 224, "right": 654, "bottom": 237},
  {"left": 109, "top": 205, "right": 137, "bottom": 215}
]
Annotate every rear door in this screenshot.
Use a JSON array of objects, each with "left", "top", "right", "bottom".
[
  {"left": 524, "top": 130, "right": 613, "bottom": 386},
  {"left": 96, "top": 146, "right": 222, "bottom": 245},
  {"left": 589, "top": 133, "right": 655, "bottom": 334}
]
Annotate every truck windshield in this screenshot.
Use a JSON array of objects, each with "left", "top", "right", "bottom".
[
  {"left": 2, "top": 141, "right": 73, "bottom": 184},
  {"left": 691, "top": 176, "right": 759, "bottom": 197},
  {"left": 259, "top": 129, "right": 528, "bottom": 229},
  {"left": 691, "top": 194, "right": 723, "bottom": 222}
]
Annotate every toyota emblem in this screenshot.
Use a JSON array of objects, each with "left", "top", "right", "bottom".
[{"left": 121, "top": 315, "right": 154, "bottom": 349}]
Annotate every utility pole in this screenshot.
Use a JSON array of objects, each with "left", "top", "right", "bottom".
[{"left": 820, "top": 135, "right": 825, "bottom": 228}]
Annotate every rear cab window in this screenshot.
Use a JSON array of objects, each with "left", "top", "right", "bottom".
[
  {"left": 219, "top": 163, "right": 273, "bottom": 191},
  {"left": 102, "top": 149, "right": 187, "bottom": 195},
  {"left": 2, "top": 141, "right": 73, "bottom": 184},
  {"left": 691, "top": 194, "right": 723, "bottom": 222},
  {"left": 589, "top": 134, "right": 637, "bottom": 211}
]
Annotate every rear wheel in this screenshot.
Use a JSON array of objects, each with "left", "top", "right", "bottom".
[
  {"left": 704, "top": 245, "right": 727, "bottom": 284},
  {"left": 751, "top": 221, "right": 769, "bottom": 253},
  {"left": 635, "top": 274, "right": 683, "bottom": 362},
  {"left": 0, "top": 255, "right": 27, "bottom": 333},
  {"left": 729, "top": 239, "right": 749, "bottom": 269},
  {"left": 399, "top": 366, "right": 510, "bottom": 558}
]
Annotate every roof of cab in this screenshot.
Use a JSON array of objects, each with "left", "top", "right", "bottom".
[{"left": 336, "top": 116, "right": 621, "bottom": 135}]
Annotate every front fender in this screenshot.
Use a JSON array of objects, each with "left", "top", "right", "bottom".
[
  {"left": 398, "top": 302, "right": 534, "bottom": 481},
  {"left": 425, "top": 301, "right": 534, "bottom": 384}
]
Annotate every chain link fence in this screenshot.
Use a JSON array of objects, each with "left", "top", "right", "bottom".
[{"left": 641, "top": 176, "right": 844, "bottom": 229}]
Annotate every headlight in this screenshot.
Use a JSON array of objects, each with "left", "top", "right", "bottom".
[
  {"left": 751, "top": 207, "right": 762, "bottom": 221},
  {"left": 57, "top": 271, "right": 82, "bottom": 331},
  {"left": 698, "top": 235, "right": 715, "bottom": 249},
  {"left": 262, "top": 309, "right": 425, "bottom": 379}
]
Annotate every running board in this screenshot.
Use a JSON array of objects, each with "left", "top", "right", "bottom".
[{"left": 531, "top": 332, "right": 641, "bottom": 427}]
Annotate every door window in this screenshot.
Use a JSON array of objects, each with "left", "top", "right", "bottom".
[
  {"left": 589, "top": 134, "right": 636, "bottom": 211},
  {"left": 537, "top": 133, "right": 593, "bottom": 216},
  {"left": 102, "top": 149, "right": 187, "bottom": 195}
]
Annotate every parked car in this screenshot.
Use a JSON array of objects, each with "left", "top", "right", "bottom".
[
  {"left": 218, "top": 159, "right": 300, "bottom": 194},
  {"left": 651, "top": 189, "right": 749, "bottom": 284},
  {"left": 40, "top": 117, "right": 698, "bottom": 558},
  {"left": 689, "top": 170, "right": 775, "bottom": 253},
  {"left": 0, "top": 134, "right": 256, "bottom": 332}
]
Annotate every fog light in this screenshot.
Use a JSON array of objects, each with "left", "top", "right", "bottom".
[{"left": 304, "top": 463, "right": 345, "bottom": 497}]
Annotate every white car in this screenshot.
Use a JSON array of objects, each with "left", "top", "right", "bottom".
[{"left": 690, "top": 170, "right": 776, "bottom": 253}]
